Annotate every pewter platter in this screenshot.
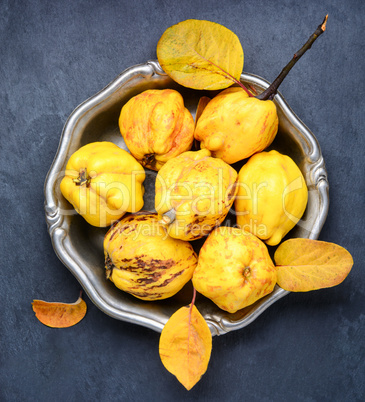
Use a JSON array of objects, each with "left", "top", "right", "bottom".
[{"left": 44, "top": 60, "right": 329, "bottom": 336}]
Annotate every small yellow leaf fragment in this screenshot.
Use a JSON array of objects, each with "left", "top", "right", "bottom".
[
  {"left": 195, "top": 96, "right": 211, "bottom": 126},
  {"left": 274, "top": 238, "right": 353, "bottom": 292},
  {"left": 159, "top": 304, "right": 212, "bottom": 390},
  {"left": 32, "top": 293, "right": 87, "bottom": 328}
]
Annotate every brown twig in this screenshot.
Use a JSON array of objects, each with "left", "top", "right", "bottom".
[{"left": 256, "top": 15, "right": 328, "bottom": 101}]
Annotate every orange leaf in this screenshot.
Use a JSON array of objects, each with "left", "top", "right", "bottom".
[
  {"left": 195, "top": 96, "right": 211, "bottom": 126},
  {"left": 159, "top": 304, "right": 212, "bottom": 390},
  {"left": 32, "top": 292, "right": 87, "bottom": 328},
  {"left": 274, "top": 238, "right": 353, "bottom": 292}
]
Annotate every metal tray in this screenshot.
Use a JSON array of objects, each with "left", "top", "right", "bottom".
[{"left": 44, "top": 60, "right": 329, "bottom": 336}]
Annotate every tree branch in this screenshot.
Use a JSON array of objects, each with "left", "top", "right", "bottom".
[{"left": 256, "top": 14, "right": 328, "bottom": 101}]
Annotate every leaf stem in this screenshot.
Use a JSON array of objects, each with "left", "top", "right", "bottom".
[
  {"left": 234, "top": 77, "right": 255, "bottom": 97},
  {"left": 187, "top": 287, "right": 197, "bottom": 364},
  {"left": 256, "top": 14, "right": 328, "bottom": 101},
  {"left": 194, "top": 49, "right": 254, "bottom": 96},
  {"left": 190, "top": 287, "right": 197, "bottom": 310}
]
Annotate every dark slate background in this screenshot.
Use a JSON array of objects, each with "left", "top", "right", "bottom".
[{"left": 1, "top": 0, "right": 364, "bottom": 400}]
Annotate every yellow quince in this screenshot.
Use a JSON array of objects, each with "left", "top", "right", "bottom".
[
  {"left": 155, "top": 149, "right": 238, "bottom": 241},
  {"left": 235, "top": 150, "right": 308, "bottom": 246},
  {"left": 119, "top": 89, "right": 195, "bottom": 170},
  {"left": 60, "top": 141, "right": 145, "bottom": 227},
  {"left": 192, "top": 226, "right": 277, "bottom": 313},
  {"left": 194, "top": 87, "right": 278, "bottom": 164},
  {"left": 104, "top": 212, "right": 198, "bottom": 300}
]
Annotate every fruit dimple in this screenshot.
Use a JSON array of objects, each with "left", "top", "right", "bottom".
[
  {"left": 142, "top": 153, "right": 157, "bottom": 169},
  {"left": 243, "top": 266, "right": 251, "bottom": 278}
]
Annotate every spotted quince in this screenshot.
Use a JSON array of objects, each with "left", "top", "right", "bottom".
[
  {"left": 155, "top": 149, "right": 238, "bottom": 241},
  {"left": 104, "top": 212, "right": 198, "bottom": 300}
]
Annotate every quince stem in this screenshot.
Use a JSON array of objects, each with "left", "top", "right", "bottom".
[
  {"left": 160, "top": 209, "right": 176, "bottom": 225},
  {"left": 256, "top": 14, "right": 328, "bottom": 101}
]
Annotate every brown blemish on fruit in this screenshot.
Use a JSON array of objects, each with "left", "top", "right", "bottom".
[
  {"left": 156, "top": 270, "right": 185, "bottom": 288},
  {"left": 185, "top": 223, "right": 193, "bottom": 234},
  {"left": 133, "top": 211, "right": 155, "bottom": 221},
  {"left": 227, "top": 179, "right": 238, "bottom": 202},
  {"left": 137, "top": 271, "right": 163, "bottom": 285},
  {"left": 135, "top": 215, "right": 150, "bottom": 221},
  {"left": 123, "top": 215, "right": 136, "bottom": 222},
  {"left": 127, "top": 289, "right": 162, "bottom": 300},
  {"left": 137, "top": 268, "right": 184, "bottom": 287},
  {"left": 105, "top": 253, "right": 115, "bottom": 279},
  {"left": 192, "top": 233, "right": 205, "bottom": 240},
  {"left": 109, "top": 230, "right": 118, "bottom": 242},
  {"left": 120, "top": 256, "right": 175, "bottom": 273}
]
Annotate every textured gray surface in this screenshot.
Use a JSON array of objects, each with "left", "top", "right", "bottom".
[{"left": 1, "top": 0, "right": 364, "bottom": 400}]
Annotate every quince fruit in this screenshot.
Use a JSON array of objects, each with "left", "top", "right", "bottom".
[
  {"left": 192, "top": 226, "right": 277, "bottom": 313},
  {"left": 104, "top": 212, "right": 197, "bottom": 300},
  {"left": 119, "top": 89, "right": 195, "bottom": 170},
  {"left": 60, "top": 141, "right": 145, "bottom": 227},
  {"left": 155, "top": 149, "right": 238, "bottom": 241},
  {"left": 235, "top": 150, "right": 308, "bottom": 246},
  {"left": 194, "top": 87, "right": 278, "bottom": 164}
]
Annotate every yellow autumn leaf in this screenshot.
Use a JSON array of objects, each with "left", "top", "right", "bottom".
[
  {"left": 159, "top": 304, "right": 212, "bottom": 390},
  {"left": 157, "top": 19, "right": 244, "bottom": 90},
  {"left": 32, "top": 292, "right": 87, "bottom": 328},
  {"left": 274, "top": 238, "right": 353, "bottom": 292}
]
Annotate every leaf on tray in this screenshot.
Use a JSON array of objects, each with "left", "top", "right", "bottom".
[
  {"left": 159, "top": 303, "right": 212, "bottom": 390},
  {"left": 274, "top": 238, "right": 353, "bottom": 292},
  {"left": 32, "top": 292, "right": 87, "bottom": 328},
  {"left": 157, "top": 19, "right": 244, "bottom": 90}
]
